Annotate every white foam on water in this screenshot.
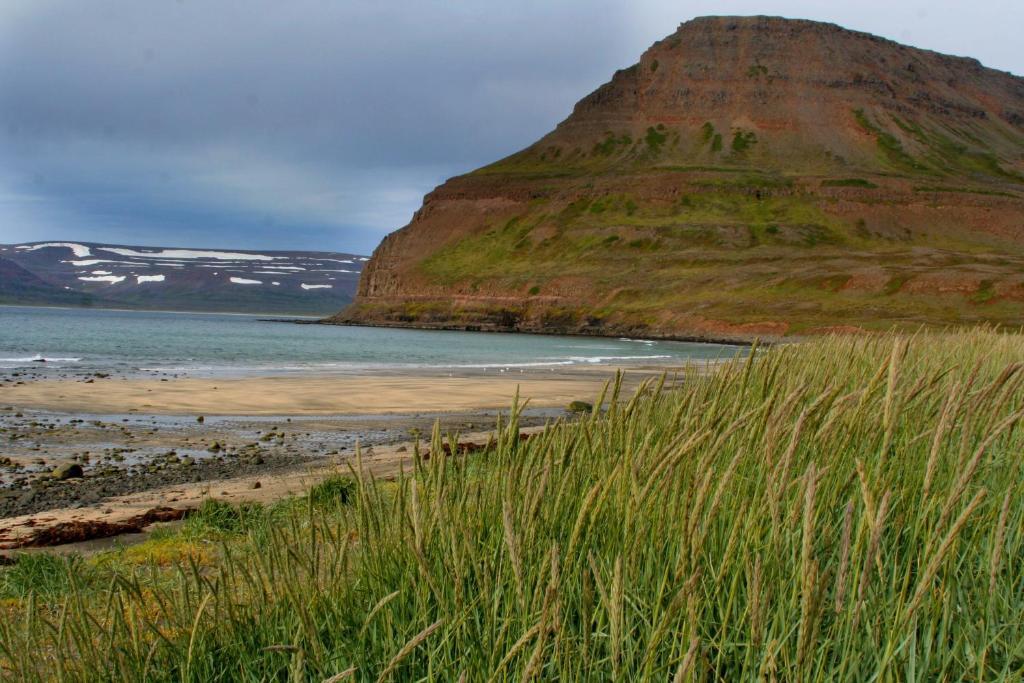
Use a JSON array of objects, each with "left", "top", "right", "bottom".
[
  {"left": 78, "top": 275, "right": 126, "bottom": 284},
  {"left": 252, "top": 270, "right": 289, "bottom": 274},
  {"left": 0, "top": 354, "right": 82, "bottom": 363},
  {"left": 230, "top": 277, "right": 262, "bottom": 284},
  {"left": 136, "top": 274, "right": 165, "bottom": 283},
  {"left": 301, "top": 283, "right": 332, "bottom": 290},
  {"left": 100, "top": 247, "right": 279, "bottom": 261},
  {"left": 451, "top": 354, "right": 672, "bottom": 369},
  {"left": 17, "top": 242, "right": 92, "bottom": 257},
  {"left": 271, "top": 281, "right": 281, "bottom": 286},
  {"left": 90, "top": 270, "right": 112, "bottom": 275}
]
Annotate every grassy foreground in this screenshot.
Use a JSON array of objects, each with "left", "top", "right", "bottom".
[{"left": 2, "top": 330, "right": 1024, "bottom": 680}]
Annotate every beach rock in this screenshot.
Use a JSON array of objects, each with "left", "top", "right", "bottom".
[
  {"left": 196, "top": 415, "right": 205, "bottom": 424},
  {"left": 249, "top": 481, "right": 261, "bottom": 489},
  {"left": 51, "top": 463, "right": 84, "bottom": 480},
  {"left": 568, "top": 401, "right": 593, "bottom": 414}
]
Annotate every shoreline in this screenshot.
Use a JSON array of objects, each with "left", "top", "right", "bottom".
[
  {"left": 315, "top": 317, "right": 762, "bottom": 347},
  {"left": 0, "top": 368, "right": 629, "bottom": 416},
  {"left": 0, "top": 366, "right": 676, "bottom": 535},
  {"left": 0, "top": 423, "right": 550, "bottom": 553},
  {"left": 0, "top": 404, "right": 563, "bottom": 540}
]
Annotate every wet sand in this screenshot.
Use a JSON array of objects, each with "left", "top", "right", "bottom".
[{"left": 1, "top": 371, "right": 617, "bottom": 415}]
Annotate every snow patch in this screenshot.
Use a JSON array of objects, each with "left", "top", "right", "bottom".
[
  {"left": 18, "top": 242, "right": 92, "bottom": 257},
  {"left": 100, "top": 247, "right": 278, "bottom": 261},
  {"left": 90, "top": 270, "right": 112, "bottom": 275},
  {"left": 230, "top": 277, "right": 262, "bottom": 285},
  {"left": 136, "top": 274, "right": 166, "bottom": 284},
  {"left": 78, "top": 275, "right": 126, "bottom": 284},
  {"left": 64, "top": 259, "right": 135, "bottom": 266},
  {"left": 271, "top": 281, "right": 281, "bottom": 286}
]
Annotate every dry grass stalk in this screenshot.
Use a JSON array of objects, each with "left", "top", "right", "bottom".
[
  {"left": 855, "top": 490, "right": 891, "bottom": 620},
  {"left": 906, "top": 489, "right": 988, "bottom": 620},
  {"left": 671, "top": 637, "right": 700, "bottom": 683},
  {"left": 989, "top": 489, "right": 1013, "bottom": 595},
  {"left": 834, "top": 500, "right": 854, "bottom": 614}
]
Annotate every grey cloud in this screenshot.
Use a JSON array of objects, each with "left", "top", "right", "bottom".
[{"left": 0, "top": 1, "right": 1020, "bottom": 253}]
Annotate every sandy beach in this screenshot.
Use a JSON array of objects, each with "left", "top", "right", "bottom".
[{"left": 1, "top": 371, "right": 615, "bottom": 415}]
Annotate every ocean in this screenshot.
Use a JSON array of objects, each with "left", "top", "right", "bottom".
[{"left": 0, "top": 305, "right": 742, "bottom": 377}]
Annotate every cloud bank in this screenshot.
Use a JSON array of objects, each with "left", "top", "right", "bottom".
[{"left": 0, "top": 1, "right": 1020, "bottom": 253}]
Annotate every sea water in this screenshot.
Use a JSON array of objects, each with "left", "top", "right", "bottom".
[{"left": 0, "top": 305, "right": 743, "bottom": 377}]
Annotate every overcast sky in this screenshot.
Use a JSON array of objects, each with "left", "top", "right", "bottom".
[{"left": 1, "top": 1, "right": 1021, "bottom": 255}]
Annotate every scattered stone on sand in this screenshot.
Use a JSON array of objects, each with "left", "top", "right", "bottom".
[
  {"left": 51, "top": 463, "right": 84, "bottom": 480},
  {"left": 568, "top": 400, "right": 594, "bottom": 413}
]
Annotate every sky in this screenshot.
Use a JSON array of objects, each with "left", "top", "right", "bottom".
[{"left": 1, "top": 1, "right": 1021, "bottom": 255}]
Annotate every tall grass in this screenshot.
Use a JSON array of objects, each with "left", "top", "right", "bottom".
[{"left": 2, "top": 329, "right": 1023, "bottom": 680}]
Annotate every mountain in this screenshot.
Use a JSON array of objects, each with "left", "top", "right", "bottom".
[
  {"left": 0, "top": 241, "right": 367, "bottom": 315},
  {"left": 0, "top": 256, "right": 96, "bottom": 307},
  {"left": 335, "top": 16, "right": 1024, "bottom": 340}
]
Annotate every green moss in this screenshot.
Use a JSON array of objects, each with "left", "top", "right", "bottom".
[
  {"left": 650, "top": 59, "right": 659, "bottom": 73},
  {"left": 853, "top": 109, "right": 925, "bottom": 172},
  {"left": 822, "top": 178, "right": 879, "bottom": 188},
  {"left": 746, "top": 64, "right": 768, "bottom": 78},
  {"left": 593, "top": 132, "right": 632, "bottom": 157},
  {"left": 645, "top": 126, "right": 668, "bottom": 153},
  {"left": 972, "top": 280, "right": 996, "bottom": 304},
  {"left": 711, "top": 133, "right": 723, "bottom": 153},
  {"left": 914, "top": 186, "right": 1018, "bottom": 198},
  {"left": 883, "top": 275, "right": 908, "bottom": 296},
  {"left": 731, "top": 130, "right": 758, "bottom": 153},
  {"left": 700, "top": 122, "right": 715, "bottom": 143}
]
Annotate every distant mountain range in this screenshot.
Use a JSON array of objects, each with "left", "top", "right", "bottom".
[{"left": 0, "top": 241, "right": 367, "bottom": 315}]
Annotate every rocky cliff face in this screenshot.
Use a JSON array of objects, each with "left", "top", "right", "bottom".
[{"left": 335, "top": 16, "right": 1024, "bottom": 340}]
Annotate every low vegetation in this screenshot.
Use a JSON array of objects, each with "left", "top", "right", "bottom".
[{"left": 2, "top": 330, "right": 1024, "bottom": 680}]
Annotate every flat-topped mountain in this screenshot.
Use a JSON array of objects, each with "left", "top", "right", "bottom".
[
  {"left": 336, "top": 16, "right": 1024, "bottom": 340},
  {"left": 1, "top": 241, "right": 367, "bottom": 315}
]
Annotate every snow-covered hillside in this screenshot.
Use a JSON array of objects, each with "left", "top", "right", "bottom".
[{"left": 0, "top": 241, "right": 367, "bottom": 315}]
